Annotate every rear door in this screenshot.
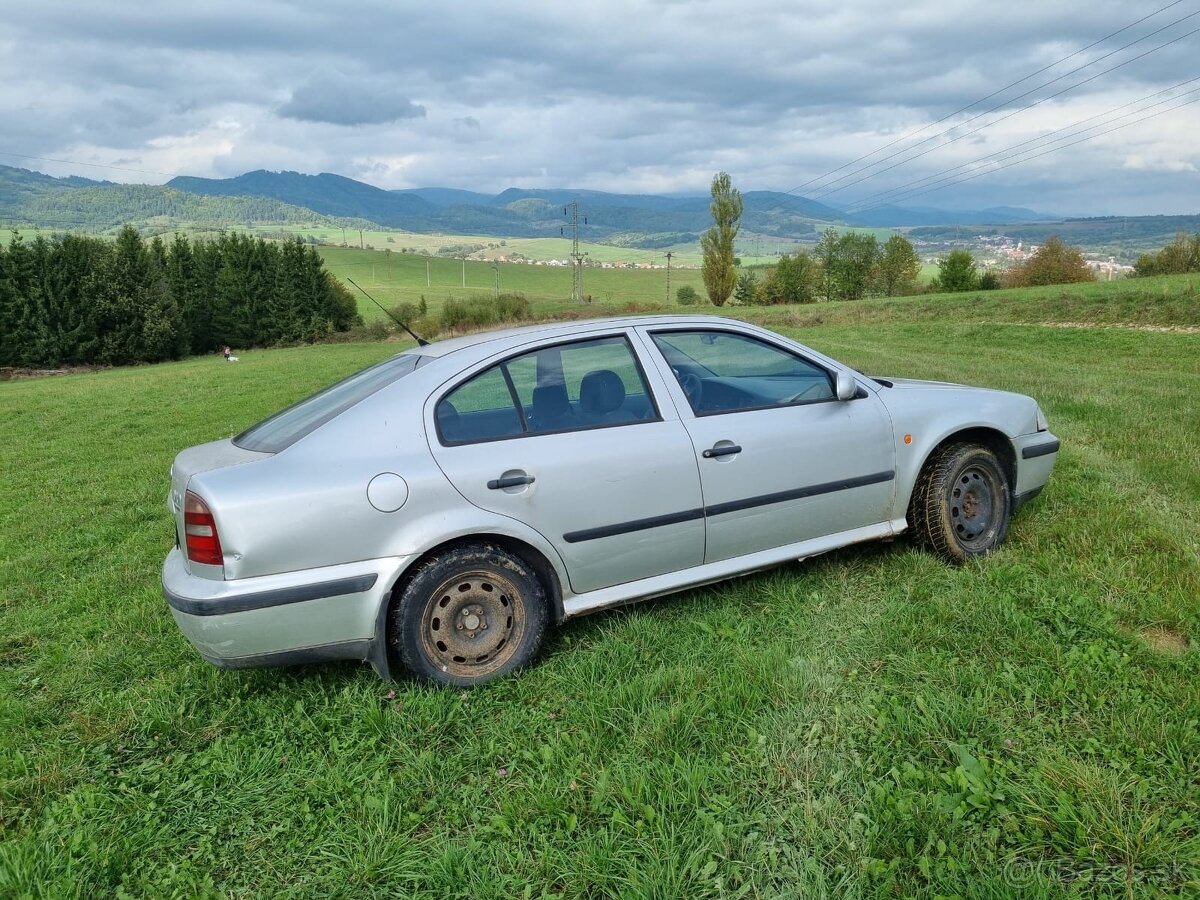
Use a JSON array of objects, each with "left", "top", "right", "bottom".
[
  {"left": 427, "top": 333, "right": 704, "bottom": 595},
  {"left": 640, "top": 327, "right": 896, "bottom": 564}
]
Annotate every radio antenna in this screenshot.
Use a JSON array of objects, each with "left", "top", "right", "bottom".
[{"left": 345, "top": 277, "right": 429, "bottom": 346}]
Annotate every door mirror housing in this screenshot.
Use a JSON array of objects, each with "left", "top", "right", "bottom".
[{"left": 835, "top": 371, "right": 858, "bottom": 401}]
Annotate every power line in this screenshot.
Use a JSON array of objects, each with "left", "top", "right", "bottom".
[
  {"left": 855, "top": 94, "right": 1200, "bottom": 209},
  {"left": 809, "top": 12, "right": 1200, "bottom": 201},
  {"left": 0, "top": 151, "right": 183, "bottom": 180},
  {"left": 847, "top": 75, "right": 1200, "bottom": 212},
  {"left": 780, "top": 0, "right": 1191, "bottom": 196}
]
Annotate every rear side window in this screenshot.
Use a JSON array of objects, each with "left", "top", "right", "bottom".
[
  {"left": 437, "top": 336, "right": 657, "bottom": 445},
  {"left": 235, "top": 353, "right": 421, "bottom": 452}
]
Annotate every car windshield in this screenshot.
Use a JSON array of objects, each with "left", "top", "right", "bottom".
[{"left": 234, "top": 353, "right": 422, "bottom": 452}]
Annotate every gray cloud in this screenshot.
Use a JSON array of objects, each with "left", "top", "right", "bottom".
[
  {"left": 0, "top": 0, "right": 1196, "bottom": 214},
  {"left": 278, "top": 71, "right": 426, "bottom": 126}
]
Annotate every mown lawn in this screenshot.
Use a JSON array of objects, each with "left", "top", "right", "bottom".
[{"left": 2, "top": 295, "right": 1199, "bottom": 897}]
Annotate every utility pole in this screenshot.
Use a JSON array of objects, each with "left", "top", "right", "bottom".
[
  {"left": 426, "top": 258, "right": 430, "bottom": 288},
  {"left": 564, "top": 202, "right": 587, "bottom": 303},
  {"left": 359, "top": 229, "right": 364, "bottom": 249},
  {"left": 665, "top": 251, "right": 673, "bottom": 303}
]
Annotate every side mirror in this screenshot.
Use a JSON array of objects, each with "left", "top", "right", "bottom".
[{"left": 835, "top": 371, "right": 858, "bottom": 401}]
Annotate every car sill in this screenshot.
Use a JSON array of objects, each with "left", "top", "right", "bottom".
[{"left": 562, "top": 518, "right": 905, "bottom": 619}]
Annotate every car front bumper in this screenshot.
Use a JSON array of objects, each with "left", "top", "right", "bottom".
[
  {"left": 161, "top": 548, "right": 411, "bottom": 677},
  {"left": 1012, "top": 431, "right": 1060, "bottom": 509}
]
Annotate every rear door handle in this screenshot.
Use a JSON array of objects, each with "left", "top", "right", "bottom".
[
  {"left": 703, "top": 444, "right": 742, "bottom": 459},
  {"left": 487, "top": 474, "right": 536, "bottom": 490}
]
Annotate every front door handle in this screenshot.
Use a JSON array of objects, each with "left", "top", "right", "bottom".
[
  {"left": 487, "top": 474, "right": 536, "bottom": 490},
  {"left": 703, "top": 444, "right": 742, "bottom": 459}
]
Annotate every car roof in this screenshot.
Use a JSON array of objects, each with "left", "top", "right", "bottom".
[{"left": 412, "top": 313, "right": 751, "bottom": 359}]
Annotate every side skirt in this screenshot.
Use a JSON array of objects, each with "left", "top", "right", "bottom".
[{"left": 561, "top": 518, "right": 907, "bottom": 619}]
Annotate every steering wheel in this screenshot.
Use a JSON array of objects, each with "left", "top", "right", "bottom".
[
  {"left": 678, "top": 372, "right": 703, "bottom": 410},
  {"left": 783, "top": 383, "right": 825, "bottom": 405}
]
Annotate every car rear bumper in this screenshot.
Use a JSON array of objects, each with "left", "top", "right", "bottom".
[{"left": 161, "top": 548, "right": 410, "bottom": 676}]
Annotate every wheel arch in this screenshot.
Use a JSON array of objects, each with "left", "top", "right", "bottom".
[
  {"left": 908, "top": 426, "right": 1017, "bottom": 509},
  {"left": 369, "top": 532, "right": 566, "bottom": 681}
]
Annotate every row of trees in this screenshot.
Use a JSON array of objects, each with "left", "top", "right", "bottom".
[
  {"left": 0, "top": 227, "right": 359, "bottom": 368},
  {"left": 1133, "top": 232, "right": 1200, "bottom": 276},
  {"left": 723, "top": 232, "right": 923, "bottom": 305}
]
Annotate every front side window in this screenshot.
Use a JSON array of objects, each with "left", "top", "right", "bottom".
[
  {"left": 651, "top": 330, "right": 834, "bottom": 415},
  {"left": 437, "top": 336, "right": 657, "bottom": 445}
]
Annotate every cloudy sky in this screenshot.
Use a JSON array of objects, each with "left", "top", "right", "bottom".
[{"left": 1, "top": 0, "right": 1198, "bottom": 215}]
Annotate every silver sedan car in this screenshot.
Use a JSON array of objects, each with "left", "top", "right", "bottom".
[{"left": 162, "top": 315, "right": 1059, "bottom": 685}]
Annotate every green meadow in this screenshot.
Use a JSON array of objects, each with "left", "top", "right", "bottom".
[
  {"left": 2, "top": 278, "right": 1199, "bottom": 897},
  {"left": 317, "top": 245, "right": 707, "bottom": 321}
]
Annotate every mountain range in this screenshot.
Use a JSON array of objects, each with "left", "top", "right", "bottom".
[{"left": 1, "top": 165, "right": 1063, "bottom": 243}]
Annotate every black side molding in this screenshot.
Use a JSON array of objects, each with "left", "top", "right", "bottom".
[
  {"left": 562, "top": 470, "right": 895, "bottom": 543},
  {"left": 165, "top": 573, "right": 378, "bottom": 617},
  {"left": 563, "top": 507, "right": 705, "bottom": 544},
  {"left": 706, "top": 470, "right": 895, "bottom": 517},
  {"left": 1022, "top": 439, "right": 1061, "bottom": 460}
]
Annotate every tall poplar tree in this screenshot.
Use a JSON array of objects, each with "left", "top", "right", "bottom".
[{"left": 700, "top": 172, "right": 742, "bottom": 307}]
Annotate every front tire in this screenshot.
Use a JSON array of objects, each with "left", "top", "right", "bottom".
[
  {"left": 390, "top": 543, "right": 547, "bottom": 686},
  {"left": 910, "top": 442, "right": 1012, "bottom": 563}
]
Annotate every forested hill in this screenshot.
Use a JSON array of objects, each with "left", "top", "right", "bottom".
[{"left": 0, "top": 165, "right": 374, "bottom": 231}]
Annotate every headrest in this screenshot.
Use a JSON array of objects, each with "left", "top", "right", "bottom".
[
  {"left": 531, "top": 382, "right": 572, "bottom": 417},
  {"left": 580, "top": 369, "right": 626, "bottom": 415}
]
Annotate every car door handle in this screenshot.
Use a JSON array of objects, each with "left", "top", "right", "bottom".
[
  {"left": 703, "top": 444, "right": 742, "bottom": 459},
  {"left": 487, "top": 474, "right": 536, "bottom": 490}
]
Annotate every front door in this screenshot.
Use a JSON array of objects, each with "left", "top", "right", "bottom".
[
  {"left": 427, "top": 333, "right": 705, "bottom": 595},
  {"left": 641, "top": 327, "right": 896, "bottom": 564}
]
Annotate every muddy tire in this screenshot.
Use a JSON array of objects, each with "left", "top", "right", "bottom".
[
  {"left": 909, "top": 442, "right": 1012, "bottom": 563},
  {"left": 390, "top": 543, "right": 547, "bottom": 686}
]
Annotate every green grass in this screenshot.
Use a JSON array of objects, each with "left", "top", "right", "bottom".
[
  {"left": 2, "top": 288, "right": 1200, "bottom": 897},
  {"left": 319, "top": 245, "right": 706, "bottom": 322}
]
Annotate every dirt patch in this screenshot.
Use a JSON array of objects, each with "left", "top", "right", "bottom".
[
  {"left": 1139, "top": 625, "right": 1190, "bottom": 655},
  {"left": 0, "top": 364, "right": 106, "bottom": 381},
  {"left": 1015, "top": 322, "right": 1200, "bottom": 334}
]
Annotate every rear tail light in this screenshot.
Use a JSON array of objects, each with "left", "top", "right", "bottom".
[{"left": 183, "top": 491, "right": 224, "bottom": 567}]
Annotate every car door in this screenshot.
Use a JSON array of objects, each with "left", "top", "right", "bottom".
[
  {"left": 427, "top": 333, "right": 705, "bottom": 595},
  {"left": 639, "top": 327, "right": 897, "bottom": 564}
]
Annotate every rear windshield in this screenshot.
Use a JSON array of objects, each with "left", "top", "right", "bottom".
[{"left": 234, "top": 353, "right": 422, "bottom": 452}]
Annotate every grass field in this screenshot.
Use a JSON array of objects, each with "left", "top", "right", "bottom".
[
  {"left": 2, "top": 284, "right": 1199, "bottom": 897},
  {"left": 318, "top": 245, "right": 708, "bottom": 321}
]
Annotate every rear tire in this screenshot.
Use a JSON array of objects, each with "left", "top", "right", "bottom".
[
  {"left": 390, "top": 543, "right": 547, "bottom": 686},
  {"left": 910, "top": 442, "right": 1011, "bottom": 563}
]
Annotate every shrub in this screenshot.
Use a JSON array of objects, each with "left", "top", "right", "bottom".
[
  {"left": 440, "top": 292, "right": 532, "bottom": 331},
  {"left": 676, "top": 285, "right": 699, "bottom": 306}
]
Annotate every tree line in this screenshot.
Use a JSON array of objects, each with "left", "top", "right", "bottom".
[
  {"left": 0, "top": 226, "right": 359, "bottom": 369},
  {"left": 696, "top": 173, "right": 1112, "bottom": 305},
  {"left": 1133, "top": 232, "right": 1200, "bottom": 276}
]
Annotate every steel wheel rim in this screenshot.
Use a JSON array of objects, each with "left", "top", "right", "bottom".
[
  {"left": 948, "top": 464, "right": 1002, "bottom": 550},
  {"left": 418, "top": 570, "right": 525, "bottom": 678}
]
